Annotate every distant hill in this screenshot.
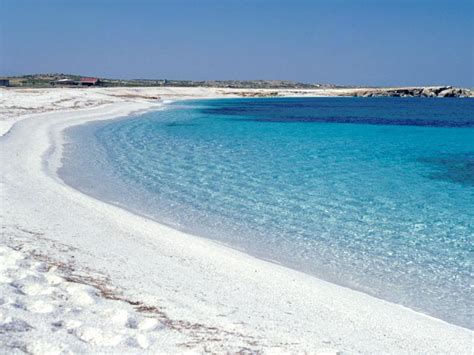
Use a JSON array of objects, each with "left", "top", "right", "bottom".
[
  {"left": 2, "top": 74, "right": 471, "bottom": 97},
  {"left": 2, "top": 74, "right": 333, "bottom": 89}
]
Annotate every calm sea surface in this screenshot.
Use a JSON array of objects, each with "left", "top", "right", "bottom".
[{"left": 60, "top": 98, "right": 474, "bottom": 328}]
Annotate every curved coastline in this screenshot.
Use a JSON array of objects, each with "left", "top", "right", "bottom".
[{"left": 1, "top": 96, "right": 472, "bottom": 352}]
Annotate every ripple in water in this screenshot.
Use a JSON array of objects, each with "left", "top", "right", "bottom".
[{"left": 60, "top": 98, "right": 474, "bottom": 328}]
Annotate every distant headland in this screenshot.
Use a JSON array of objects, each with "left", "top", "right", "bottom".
[{"left": 1, "top": 73, "right": 472, "bottom": 98}]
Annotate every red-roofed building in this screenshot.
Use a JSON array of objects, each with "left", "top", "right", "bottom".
[{"left": 80, "top": 77, "right": 100, "bottom": 86}]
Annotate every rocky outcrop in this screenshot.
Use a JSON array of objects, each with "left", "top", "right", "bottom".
[{"left": 354, "top": 86, "right": 472, "bottom": 98}]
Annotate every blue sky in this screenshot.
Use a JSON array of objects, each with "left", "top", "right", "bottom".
[{"left": 1, "top": 0, "right": 473, "bottom": 86}]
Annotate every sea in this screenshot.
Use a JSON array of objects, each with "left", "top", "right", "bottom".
[{"left": 59, "top": 97, "right": 474, "bottom": 328}]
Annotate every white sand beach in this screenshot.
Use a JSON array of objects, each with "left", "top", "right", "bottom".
[{"left": 0, "top": 87, "right": 472, "bottom": 354}]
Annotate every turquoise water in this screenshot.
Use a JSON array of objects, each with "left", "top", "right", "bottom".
[{"left": 60, "top": 98, "right": 474, "bottom": 328}]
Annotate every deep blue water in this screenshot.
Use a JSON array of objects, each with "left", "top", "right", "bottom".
[{"left": 60, "top": 98, "right": 474, "bottom": 328}]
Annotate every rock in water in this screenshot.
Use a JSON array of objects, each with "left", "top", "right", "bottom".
[{"left": 438, "top": 88, "right": 455, "bottom": 97}]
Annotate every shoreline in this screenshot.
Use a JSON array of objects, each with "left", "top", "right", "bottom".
[
  {"left": 1, "top": 87, "right": 472, "bottom": 353},
  {"left": 58, "top": 97, "right": 472, "bottom": 329}
]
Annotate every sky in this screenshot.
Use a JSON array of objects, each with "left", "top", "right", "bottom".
[{"left": 1, "top": 0, "right": 473, "bottom": 86}]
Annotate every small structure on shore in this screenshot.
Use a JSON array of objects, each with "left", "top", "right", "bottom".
[
  {"left": 0, "top": 79, "right": 10, "bottom": 86},
  {"left": 51, "top": 78, "right": 77, "bottom": 86},
  {"left": 51, "top": 77, "right": 101, "bottom": 86},
  {"left": 80, "top": 77, "right": 100, "bottom": 86}
]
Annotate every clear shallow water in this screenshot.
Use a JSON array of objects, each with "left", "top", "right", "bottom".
[{"left": 60, "top": 98, "right": 474, "bottom": 328}]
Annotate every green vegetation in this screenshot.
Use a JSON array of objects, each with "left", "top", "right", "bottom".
[{"left": 3, "top": 73, "right": 329, "bottom": 89}]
